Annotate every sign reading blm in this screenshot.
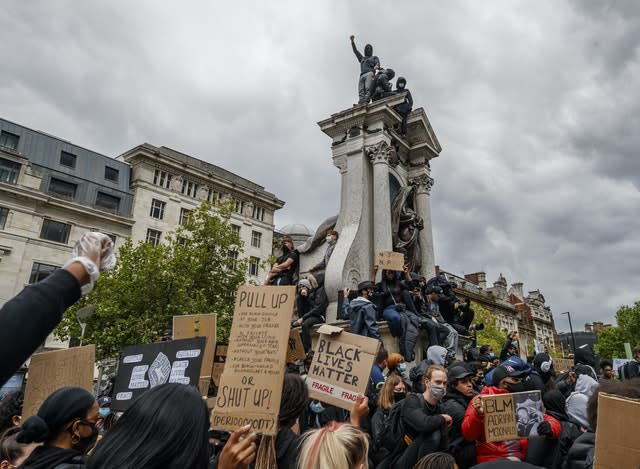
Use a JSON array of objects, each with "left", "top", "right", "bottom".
[
  {"left": 112, "top": 337, "right": 206, "bottom": 411},
  {"left": 211, "top": 285, "right": 295, "bottom": 436}
]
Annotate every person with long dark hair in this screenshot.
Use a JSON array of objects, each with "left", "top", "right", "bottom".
[
  {"left": 88, "top": 383, "right": 210, "bottom": 469},
  {"left": 16, "top": 386, "right": 99, "bottom": 469},
  {"left": 0, "top": 426, "right": 39, "bottom": 468}
]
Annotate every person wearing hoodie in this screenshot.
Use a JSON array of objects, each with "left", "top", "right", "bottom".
[
  {"left": 341, "top": 281, "right": 381, "bottom": 341},
  {"left": 410, "top": 345, "right": 448, "bottom": 393},
  {"left": 350, "top": 35, "right": 380, "bottom": 104},
  {"left": 462, "top": 364, "right": 561, "bottom": 464},
  {"left": 293, "top": 274, "right": 328, "bottom": 353},
  {"left": 17, "top": 387, "right": 99, "bottom": 469},
  {"left": 394, "top": 77, "right": 413, "bottom": 135},
  {"left": 526, "top": 353, "right": 555, "bottom": 396},
  {"left": 441, "top": 365, "right": 477, "bottom": 469},
  {"left": 556, "top": 344, "right": 598, "bottom": 398},
  {"left": 565, "top": 374, "right": 599, "bottom": 430}
]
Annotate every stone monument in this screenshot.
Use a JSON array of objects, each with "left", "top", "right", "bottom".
[{"left": 299, "top": 94, "right": 442, "bottom": 321}]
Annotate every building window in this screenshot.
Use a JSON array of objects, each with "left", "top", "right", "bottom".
[
  {"left": 227, "top": 250, "right": 239, "bottom": 270},
  {"left": 0, "top": 131, "right": 19, "bottom": 150},
  {"left": 252, "top": 206, "right": 265, "bottom": 221},
  {"left": 0, "top": 157, "right": 20, "bottom": 184},
  {"left": 40, "top": 219, "right": 71, "bottom": 244},
  {"left": 146, "top": 229, "right": 162, "bottom": 246},
  {"left": 235, "top": 200, "right": 245, "bottom": 214},
  {"left": 95, "top": 192, "right": 121, "bottom": 213},
  {"left": 104, "top": 166, "right": 119, "bottom": 182},
  {"left": 249, "top": 257, "right": 260, "bottom": 276},
  {"left": 251, "top": 231, "right": 261, "bottom": 248},
  {"left": 0, "top": 207, "right": 8, "bottom": 229},
  {"left": 48, "top": 178, "right": 77, "bottom": 199},
  {"left": 207, "top": 188, "right": 220, "bottom": 203},
  {"left": 181, "top": 180, "right": 198, "bottom": 197},
  {"left": 231, "top": 224, "right": 241, "bottom": 235},
  {"left": 150, "top": 199, "right": 166, "bottom": 219},
  {"left": 153, "top": 169, "right": 172, "bottom": 189},
  {"left": 59, "top": 151, "right": 77, "bottom": 169},
  {"left": 179, "top": 207, "right": 192, "bottom": 225},
  {"left": 29, "top": 262, "right": 59, "bottom": 284}
]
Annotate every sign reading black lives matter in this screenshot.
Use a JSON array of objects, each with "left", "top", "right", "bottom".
[
  {"left": 211, "top": 285, "right": 295, "bottom": 436},
  {"left": 482, "top": 390, "right": 543, "bottom": 442},
  {"left": 306, "top": 324, "right": 380, "bottom": 411},
  {"left": 112, "top": 337, "right": 206, "bottom": 411}
]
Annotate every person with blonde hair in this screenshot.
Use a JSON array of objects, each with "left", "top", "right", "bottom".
[
  {"left": 371, "top": 375, "right": 406, "bottom": 444},
  {"left": 297, "top": 421, "right": 369, "bottom": 469}
]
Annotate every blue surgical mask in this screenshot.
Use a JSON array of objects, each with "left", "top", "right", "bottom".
[
  {"left": 310, "top": 401, "right": 325, "bottom": 414},
  {"left": 325, "top": 236, "right": 332, "bottom": 243},
  {"left": 398, "top": 363, "right": 407, "bottom": 373},
  {"left": 99, "top": 407, "right": 111, "bottom": 418}
]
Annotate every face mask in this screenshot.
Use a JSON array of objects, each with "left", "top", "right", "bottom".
[
  {"left": 398, "top": 363, "right": 407, "bottom": 373},
  {"left": 99, "top": 407, "right": 111, "bottom": 418},
  {"left": 72, "top": 422, "right": 99, "bottom": 454},
  {"left": 398, "top": 83, "right": 405, "bottom": 89},
  {"left": 366, "top": 290, "right": 374, "bottom": 299},
  {"left": 325, "top": 236, "right": 332, "bottom": 243},
  {"left": 506, "top": 382, "right": 526, "bottom": 393},
  {"left": 393, "top": 391, "right": 406, "bottom": 402},
  {"left": 429, "top": 384, "right": 446, "bottom": 401},
  {"left": 310, "top": 402, "right": 325, "bottom": 414}
]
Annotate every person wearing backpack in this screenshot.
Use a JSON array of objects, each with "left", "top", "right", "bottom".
[
  {"left": 340, "top": 281, "right": 382, "bottom": 341},
  {"left": 618, "top": 345, "right": 640, "bottom": 380},
  {"left": 370, "top": 375, "right": 407, "bottom": 465},
  {"left": 393, "top": 365, "right": 452, "bottom": 469}
]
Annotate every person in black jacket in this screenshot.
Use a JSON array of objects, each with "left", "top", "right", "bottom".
[
  {"left": 17, "top": 387, "right": 99, "bottom": 469},
  {"left": 376, "top": 269, "right": 417, "bottom": 338},
  {"left": 0, "top": 232, "right": 113, "bottom": 388},
  {"left": 526, "top": 352, "right": 555, "bottom": 397},
  {"left": 394, "top": 77, "right": 413, "bottom": 135},
  {"left": 350, "top": 35, "right": 380, "bottom": 104},
  {"left": 265, "top": 236, "right": 298, "bottom": 286},
  {"left": 440, "top": 365, "right": 476, "bottom": 469},
  {"left": 292, "top": 274, "right": 328, "bottom": 353}
]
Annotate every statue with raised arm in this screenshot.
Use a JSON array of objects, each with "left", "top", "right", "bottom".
[{"left": 350, "top": 35, "right": 380, "bottom": 104}]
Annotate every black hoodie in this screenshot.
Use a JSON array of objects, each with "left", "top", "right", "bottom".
[{"left": 18, "top": 445, "right": 86, "bottom": 469}]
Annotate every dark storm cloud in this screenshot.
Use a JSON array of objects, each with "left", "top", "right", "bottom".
[{"left": 1, "top": 0, "right": 638, "bottom": 329}]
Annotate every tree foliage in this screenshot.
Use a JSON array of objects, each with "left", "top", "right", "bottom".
[
  {"left": 595, "top": 301, "right": 640, "bottom": 360},
  {"left": 55, "top": 201, "right": 248, "bottom": 360},
  {"left": 470, "top": 302, "right": 507, "bottom": 355}
]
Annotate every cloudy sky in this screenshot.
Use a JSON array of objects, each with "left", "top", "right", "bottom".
[{"left": 2, "top": 1, "right": 638, "bottom": 331}]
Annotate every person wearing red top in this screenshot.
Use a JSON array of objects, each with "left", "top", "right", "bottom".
[{"left": 462, "top": 364, "right": 561, "bottom": 463}]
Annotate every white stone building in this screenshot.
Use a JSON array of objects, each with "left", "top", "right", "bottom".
[{"left": 117, "top": 144, "right": 284, "bottom": 283}]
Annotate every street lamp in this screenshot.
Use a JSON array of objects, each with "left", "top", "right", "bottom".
[
  {"left": 562, "top": 311, "right": 576, "bottom": 353},
  {"left": 76, "top": 305, "right": 96, "bottom": 346}
]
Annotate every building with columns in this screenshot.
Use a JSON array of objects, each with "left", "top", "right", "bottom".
[{"left": 117, "top": 144, "right": 285, "bottom": 283}]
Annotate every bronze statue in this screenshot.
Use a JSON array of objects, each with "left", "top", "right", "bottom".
[{"left": 391, "top": 185, "right": 423, "bottom": 272}]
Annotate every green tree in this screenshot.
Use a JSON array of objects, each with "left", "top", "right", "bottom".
[
  {"left": 470, "top": 302, "right": 507, "bottom": 355},
  {"left": 595, "top": 301, "right": 640, "bottom": 360},
  {"left": 55, "top": 201, "right": 247, "bottom": 359}
]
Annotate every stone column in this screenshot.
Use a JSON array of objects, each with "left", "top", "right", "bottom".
[
  {"left": 366, "top": 141, "right": 394, "bottom": 256},
  {"left": 409, "top": 173, "right": 435, "bottom": 278}
]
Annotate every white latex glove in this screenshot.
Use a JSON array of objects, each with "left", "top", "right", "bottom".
[{"left": 64, "top": 232, "right": 116, "bottom": 294}]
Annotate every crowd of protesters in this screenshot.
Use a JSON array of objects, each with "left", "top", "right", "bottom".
[{"left": 1, "top": 231, "right": 639, "bottom": 468}]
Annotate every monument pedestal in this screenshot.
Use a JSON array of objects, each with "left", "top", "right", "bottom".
[{"left": 311, "top": 95, "right": 442, "bottom": 321}]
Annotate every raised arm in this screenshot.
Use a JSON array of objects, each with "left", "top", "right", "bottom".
[{"left": 350, "top": 35, "right": 363, "bottom": 62}]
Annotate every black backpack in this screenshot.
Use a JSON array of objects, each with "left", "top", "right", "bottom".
[{"left": 376, "top": 393, "right": 423, "bottom": 451}]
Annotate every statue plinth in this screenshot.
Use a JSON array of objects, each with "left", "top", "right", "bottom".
[{"left": 302, "top": 95, "right": 442, "bottom": 321}]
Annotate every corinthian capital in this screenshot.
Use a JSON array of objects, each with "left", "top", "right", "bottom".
[
  {"left": 409, "top": 174, "right": 434, "bottom": 195},
  {"left": 366, "top": 141, "right": 395, "bottom": 166}
]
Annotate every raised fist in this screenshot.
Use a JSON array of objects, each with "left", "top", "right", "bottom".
[{"left": 350, "top": 35, "right": 355, "bottom": 41}]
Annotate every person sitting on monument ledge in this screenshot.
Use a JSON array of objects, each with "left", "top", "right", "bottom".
[
  {"left": 292, "top": 274, "right": 328, "bottom": 354},
  {"left": 265, "top": 236, "right": 299, "bottom": 286},
  {"left": 371, "top": 67, "right": 395, "bottom": 102},
  {"left": 350, "top": 35, "right": 380, "bottom": 104},
  {"left": 393, "top": 76, "right": 413, "bottom": 135},
  {"left": 375, "top": 266, "right": 417, "bottom": 339},
  {"left": 417, "top": 284, "right": 459, "bottom": 362},
  {"left": 341, "top": 281, "right": 382, "bottom": 342},
  {"left": 309, "top": 230, "right": 338, "bottom": 274}
]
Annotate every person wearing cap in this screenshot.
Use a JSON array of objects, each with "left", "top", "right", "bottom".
[
  {"left": 293, "top": 274, "right": 328, "bottom": 353},
  {"left": 341, "top": 281, "right": 381, "bottom": 341},
  {"left": 462, "top": 363, "right": 561, "bottom": 463},
  {"left": 441, "top": 365, "right": 477, "bottom": 468}
]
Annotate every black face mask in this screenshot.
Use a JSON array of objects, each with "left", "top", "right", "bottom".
[
  {"left": 72, "top": 422, "right": 99, "bottom": 454},
  {"left": 393, "top": 391, "right": 406, "bottom": 402},
  {"left": 506, "top": 382, "right": 525, "bottom": 393}
]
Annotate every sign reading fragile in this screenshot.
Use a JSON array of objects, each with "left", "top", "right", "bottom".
[
  {"left": 306, "top": 325, "right": 380, "bottom": 410},
  {"left": 211, "top": 285, "right": 295, "bottom": 436}
]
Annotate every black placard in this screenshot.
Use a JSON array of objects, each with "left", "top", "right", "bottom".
[{"left": 112, "top": 337, "right": 206, "bottom": 411}]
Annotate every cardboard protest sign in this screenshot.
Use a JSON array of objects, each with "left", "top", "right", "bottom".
[
  {"left": 212, "top": 343, "right": 227, "bottom": 387},
  {"left": 173, "top": 313, "right": 217, "bottom": 394},
  {"left": 375, "top": 250, "right": 405, "bottom": 271},
  {"left": 594, "top": 392, "right": 640, "bottom": 468},
  {"left": 612, "top": 358, "right": 630, "bottom": 376},
  {"left": 306, "top": 324, "right": 380, "bottom": 411},
  {"left": 482, "top": 390, "right": 543, "bottom": 442},
  {"left": 112, "top": 337, "right": 206, "bottom": 411},
  {"left": 23, "top": 345, "right": 95, "bottom": 418},
  {"left": 554, "top": 358, "right": 574, "bottom": 372},
  {"left": 287, "top": 329, "right": 306, "bottom": 363},
  {"left": 211, "top": 285, "right": 295, "bottom": 436}
]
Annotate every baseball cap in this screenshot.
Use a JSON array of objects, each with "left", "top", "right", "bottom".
[
  {"left": 97, "top": 396, "right": 112, "bottom": 407},
  {"left": 448, "top": 365, "right": 474, "bottom": 381},
  {"left": 491, "top": 364, "right": 527, "bottom": 386}
]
